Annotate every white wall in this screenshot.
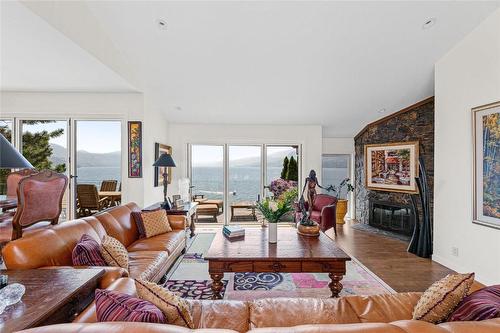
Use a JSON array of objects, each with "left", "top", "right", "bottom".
[
  {"left": 0, "top": 91, "right": 168, "bottom": 208},
  {"left": 167, "top": 123, "right": 322, "bottom": 196},
  {"left": 434, "top": 9, "right": 500, "bottom": 285}
]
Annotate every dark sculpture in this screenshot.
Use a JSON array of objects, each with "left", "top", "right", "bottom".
[
  {"left": 407, "top": 156, "right": 433, "bottom": 258},
  {"left": 298, "top": 170, "right": 333, "bottom": 226}
]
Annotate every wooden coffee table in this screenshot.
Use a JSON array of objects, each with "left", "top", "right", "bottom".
[{"left": 205, "top": 228, "right": 351, "bottom": 299}]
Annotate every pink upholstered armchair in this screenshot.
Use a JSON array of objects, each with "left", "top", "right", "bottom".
[{"left": 296, "top": 194, "right": 338, "bottom": 235}]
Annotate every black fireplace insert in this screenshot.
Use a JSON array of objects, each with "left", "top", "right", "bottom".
[{"left": 369, "top": 200, "right": 415, "bottom": 237}]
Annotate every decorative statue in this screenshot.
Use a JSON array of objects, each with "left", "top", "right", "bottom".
[{"left": 298, "top": 170, "right": 333, "bottom": 226}]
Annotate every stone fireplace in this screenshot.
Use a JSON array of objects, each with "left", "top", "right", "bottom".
[{"left": 369, "top": 199, "right": 415, "bottom": 237}]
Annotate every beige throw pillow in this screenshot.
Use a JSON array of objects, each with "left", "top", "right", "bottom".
[
  {"left": 141, "top": 210, "right": 172, "bottom": 238},
  {"left": 135, "top": 279, "right": 194, "bottom": 328},
  {"left": 413, "top": 272, "right": 474, "bottom": 323},
  {"left": 100, "top": 235, "right": 129, "bottom": 270}
]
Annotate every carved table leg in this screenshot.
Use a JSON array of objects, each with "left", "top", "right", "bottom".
[
  {"left": 329, "top": 273, "right": 343, "bottom": 298},
  {"left": 210, "top": 273, "right": 224, "bottom": 300}
]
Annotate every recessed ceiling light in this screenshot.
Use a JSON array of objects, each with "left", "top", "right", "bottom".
[
  {"left": 422, "top": 18, "right": 436, "bottom": 30},
  {"left": 157, "top": 19, "right": 167, "bottom": 30},
  {"left": 378, "top": 108, "right": 386, "bottom": 114}
]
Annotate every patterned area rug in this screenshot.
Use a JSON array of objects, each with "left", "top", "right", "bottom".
[{"left": 160, "top": 232, "right": 394, "bottom": 300}]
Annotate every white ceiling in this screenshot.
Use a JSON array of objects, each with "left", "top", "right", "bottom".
[
  {"left": 0, "top": 1, "right": 136, "bottom": 92},
  {"left": 2, "top": 1, "right": 499, "bottom": 136}
]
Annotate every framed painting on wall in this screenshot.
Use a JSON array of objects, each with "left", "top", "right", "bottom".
[
  {"left": 128, "top": 121, "right": 142, "bottom": 178},
  {"left": 473, "top": 101, "right": 500, "bottom": 229},
  {"left": 154, "top": 143, "right": 172, "bottom": 186},
  {"left": 365, "top": 141, "right": 419, "bottom": 193}
]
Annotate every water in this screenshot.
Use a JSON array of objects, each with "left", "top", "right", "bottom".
[
  {"left": 76, "top": 166, "right": 121, "bottom": 187},
  {"left": 192, "top": 166, "right": 285, "bottom": 202}
]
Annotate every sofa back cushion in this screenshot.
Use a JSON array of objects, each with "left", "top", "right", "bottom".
[
  {"left": 2, "top": 217, "right": 106, "bottom": 269},
  {"left": 312, "top": 194, "right": 337, "bottom": 212},
  {"left": 72, "top": 234, "right": 108, "bottom": 266},
  {"left": 95, "top": 203, "right": 141, "bottom": 247}
]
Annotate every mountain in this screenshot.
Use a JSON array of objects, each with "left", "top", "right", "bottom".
[
  {"left": 194, "top": 149, "right": 297, "bottom": 168},
  {"left": 49, "top": 143, "right": 121, "bottom": 167}
]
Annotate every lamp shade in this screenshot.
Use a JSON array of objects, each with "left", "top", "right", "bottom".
[
  {"left": 153, "top": 153, "right": 176, "bottom": 167},
  {"left": 0, "top": 134, "right": 33, "bottom": 169}
]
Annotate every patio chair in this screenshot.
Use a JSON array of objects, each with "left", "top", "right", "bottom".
[
  {"left": 100, "top": 180, "right": 118, "bottom": 192},
  {"left": 76, "top": 184, "right": 109, "bottom": 217},
  {"left": 11, "top": 170, "right": 68, "bottom": 240}
]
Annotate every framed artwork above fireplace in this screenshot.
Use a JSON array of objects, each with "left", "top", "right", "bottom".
[{"left": 365, "top": 141, "right": 419, "bottom": 194}]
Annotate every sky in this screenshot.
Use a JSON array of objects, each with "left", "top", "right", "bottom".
[{"left": 21, "top": 120, "right": 121, "bottom": 153}]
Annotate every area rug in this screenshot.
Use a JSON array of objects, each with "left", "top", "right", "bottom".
[{"left": 160, "top": 232, "right": 394, "bottom": 300}]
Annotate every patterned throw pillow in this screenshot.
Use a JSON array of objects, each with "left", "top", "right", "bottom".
[
  {"left": 413, "top": 273, "right": 475, "bottom": 323},
  {"left": 139, "top": 210, "right": 172, "bottom": 238},
  {"left": 100, "top": 235, "right": 129, "bottom": 270},
  {"left": 135, "top": 279, "right": 194, "bottom": 328},
  {"left": 447, "top": 284, "right": 500, "bottom": 321},
  {"left": 72, "top": 234, "right": 107, "bottom": 266},
  {"left": 95, "top": 289, "right": 165, "bottom": 323}
]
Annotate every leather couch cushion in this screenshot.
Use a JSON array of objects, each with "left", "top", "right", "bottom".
[
  {"left": 127, "top": 230, "right": 186, "bottom": 254},
  {"left": 2, "top": 218, "right": 104, "bottom": 269},
  {"left": 19, "top": 323, "right": 239, "bottom": 333},
  {"left": 95, "top": 203, "right": 141, "bottom": 247},
  {"left": 74, "top": 278, "right": 250, "bottom": 332},
  {"left": 344, "top": 292, "right": 422, "bottom": 323},
  {"left": 128, "top": 251, "right": 171, "bottom": 282}
]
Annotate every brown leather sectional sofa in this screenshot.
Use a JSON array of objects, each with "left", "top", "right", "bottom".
[
  {"left": 20, "top": 277, "right": 500, "bottom": 332},
  {"left": 2, "top": 202, "right": 188, "bottom": 288},
  {"left": 3, "top": 202, "right": 498, "bottom": 333}
]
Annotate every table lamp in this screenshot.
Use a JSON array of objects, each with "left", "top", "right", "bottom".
[
  {"left": 153, "top": 153, "right": 176, "bottom": 210},
  {"left": 0, "top": 134, "right": 33, "bottom": 169}
]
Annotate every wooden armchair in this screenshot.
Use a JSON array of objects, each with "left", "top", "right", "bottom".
[
  {"left": 12, "top": 170, "right": 68, "bottom": 240},
  {"left": 76, "top": 184, "right": 108, "bottom": 217}
]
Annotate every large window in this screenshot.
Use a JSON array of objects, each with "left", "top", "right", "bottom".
[
  {"left": 1, "top": 118, "right": 122, "bottom": 220},
  {"left": 322, "top": 154, "right": 350, "bottom": 198},
  {"left": 190, "top": 144, "right": 300, "bottom": 224}
]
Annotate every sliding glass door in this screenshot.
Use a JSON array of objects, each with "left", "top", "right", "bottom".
[
  {"left": 190, "top": 143, "right": 300, "bottom": 224},
  {"left": 228, "top": 145, "right": 262, "bottom": 222},
  {"left": 190, "top": 145, "right": 224, "bottom": 222},
  {"left": 73, "top": 120, "right": 122, "bottom": 217},
  {"left": 20, "top": 119, "right": 70, "bottom": 221}
]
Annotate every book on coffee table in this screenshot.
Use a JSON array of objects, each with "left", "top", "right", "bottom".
[{"left": 222, "top": 225, "right": 245, "bottom": 238}]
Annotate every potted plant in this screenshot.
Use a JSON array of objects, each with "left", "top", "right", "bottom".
[
  {"left": 256, "top": 195, "right": 293, "bottom": 243},
  {"left": 330, "top": 178, "right": 354, "bottom": 225}
]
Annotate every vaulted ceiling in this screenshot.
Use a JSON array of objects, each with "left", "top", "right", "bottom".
[{"left": 1, "top": 1, "right": 499, "bottom": 136}]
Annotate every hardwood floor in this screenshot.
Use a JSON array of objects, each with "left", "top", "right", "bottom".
[{"left": 324, "top": 220, "right": 455, "bottom": 293}]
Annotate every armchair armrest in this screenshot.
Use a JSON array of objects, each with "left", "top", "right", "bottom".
[
  {"left": 168, "top": 215, "right": 188, "bottom": 230},
  {"left": 40, "top": 265, "right": 128, "bottom": 289},
  {"left": 320, "top": 203, "right": 337, "bottom": 231}
]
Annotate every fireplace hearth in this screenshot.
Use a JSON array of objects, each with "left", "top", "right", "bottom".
[{"left": 369, "top": 200, "right": 415, "bottom": 237}]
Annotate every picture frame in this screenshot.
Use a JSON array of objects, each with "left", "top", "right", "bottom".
[
  {"left": 154, "top": 143, "right": 172, "bottom": 186},
  {"left": 472, "top": 101, "right": 500, "bottom": 229},
  {"left": 365, "top": 141, "right": 419, "bottom": 194},
  {"left": 128, "top": 121, "right": 142, "bottom": 178}
]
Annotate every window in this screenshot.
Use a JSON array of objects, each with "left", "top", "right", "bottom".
[{"left": 322, "top": 154, "right": 350, "bottom": 198}]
